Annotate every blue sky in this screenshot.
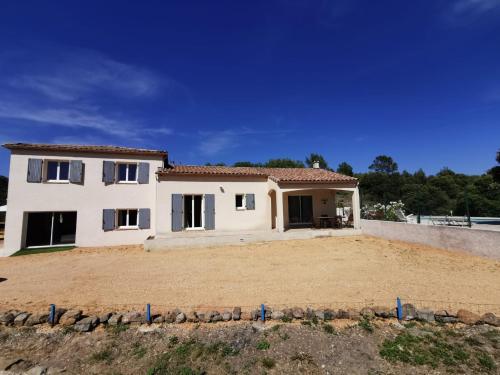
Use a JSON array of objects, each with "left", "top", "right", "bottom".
[{"left": 0, "top": 0, "right": 499, "bottom": 176}]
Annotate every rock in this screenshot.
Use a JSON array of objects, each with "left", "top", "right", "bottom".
[
  {"left": 238, "top": 311, "right": 250, "bottom": 321},
  {"left": 337, "top": 309, "right": 349, "bottom": 319},
  {"left": 480, "top": 313, "right": 499, "bottom": 327},
  {"left": 122, "top": 312, "right": 143, "bottom": 324},
  {"left": 416, "top": 309, "right": 435, "bottom": 323},
  {"left": 434, "top": 310, "right": 458, "bottom": 323},
  {"left": 196, "top": 311, "right": 207, "bottom": 322},
  {"left": 292, "top": 307, "right": 304, "bottom": 319},
  {"left": 251, "top": 309, "right": 260, "bottom": 321},
  {"left": 232, "top": 307, "right": 241, "bottom": 321},
  {"left": 402, "top": 304, "right": 417, "bottom": 321},
  {"left": 26, "top": 366, "right": 48, "bottom": 375},
  {"left": 305, "top": 308, "right": 315, "bottom": 320},
  {"left": 265, "top": 308, "right": 272, "bottom": 320},
  {"left": 50, "top": 308, "right": 67, "bottom": 325},
  {"left": 373, "top": 306, "right": 394, "bottom": 319},
  {"left": 210, "top": 311, "right": 223, "bottom": 322},
  {"left": 390, "top": 321, "right": 405, "bottom": 330},
  {"left": 360, "top": 307, "right": 375, "bottom": 320},
  {"left": 282, "top": 308, "right": 294, "bottom": 319},
  {"left": 175, "top": 312, "right": 186, "bottom": 324},
  {"left": 186, "top": 311, "right": 198, "bottom": 323},
  {"left": 74, "top": 316, "right": 99, "bottom": 332},
  {"left": 323, "top": 309, "right": 336, "bottom": 320},
  {"left": 59, "top": 310, "right": 83, "bottom": 326},
  {"left": 152, "top": 314, "right": 164, "bottom": 324},
  {"left": 108, "top": 314, "right": 122, "bottom": 326},
  {"left": 0, "top": 312, "right": 15, "bottom": 326},
  {"left": 314, "top": 310, "right": 325, "bottom": 320},
  {"left": 347, "top": 309, "right": 360, "bottom": 320},
  {"left": 25, "top": 313, "right": 49, "bottom": 327},
  {"left": 164, "top": 311, "right": 178, "bottom": 324},
  {"left": 14, "top": 313, "right": 31, "bottom": 326},
  {"left": 99, "top": 312, "right": 112, "bottom": 324},
  {"left": 0, "top": 357, "right": 24, "bottom": 371},
  {"left": 271, "top": 310, "right": 284, "bottom": 320},
  {"left": 222, "top": 310, "right": 232, "bottom": 321},
  {"left": 457, "top": 309, "right": 481, "bottom": 325}
]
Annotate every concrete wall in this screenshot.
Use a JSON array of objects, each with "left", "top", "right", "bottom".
[
  {"left": 156, "top": 175, "right": 273, "bottom": 234},
  {"left": 2, "top": 150, "right": 164, "bottom": 256},
  {"left": 361, "top": 219, "right": 500, "bottom": 260}
]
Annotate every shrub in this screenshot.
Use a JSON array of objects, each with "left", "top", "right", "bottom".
[
  {"left": 261, "top": 357, "right": 276, "bottom": 369},
  {"left": 256, "top": 340, "right": 270, "bottom": 351}
]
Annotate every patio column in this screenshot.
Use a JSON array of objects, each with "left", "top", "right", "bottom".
[
  {"left": 352, "top": 186, "right": 361, "bottom": 229},
  {"left": 276, "top": 190, "right": 285, "bottom": 232}
]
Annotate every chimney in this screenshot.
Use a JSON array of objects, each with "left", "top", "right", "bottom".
[{"left": 312, "top": 160, "right": 320, "bottom": 169}]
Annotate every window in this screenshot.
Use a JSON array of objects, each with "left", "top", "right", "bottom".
[
  {"left": 235, "top": 194, "right": 245, "bottom": 210},
  {"left": 117, "top": 163, "right": 137, "bottom": 182},
  {"left": 184, "top": 195, "right": 203, "bottom": 229},
  {"left": 46, "top": 161, "right": 69, "bottom": 182},
  {"left": 117, "top": 209, "right": 139, "bottom": 228}
]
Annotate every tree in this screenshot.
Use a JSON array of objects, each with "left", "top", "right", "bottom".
[
  {"left": 264, "top": 158, "right": 305, "bottom": 168},
  {"left": 305, "top": 153, "right": 329, "bottom": 169},
  {"left": 369, "top": 155, "right": 398, "bottom": 174},
  {"left": 204, "top": 162, "right": 226, "bottom": 166},
  {"left": 488, "top": 166, "right": 500, "bottom": 183},
  {"left": 233, "top": 161, "right": 262, "bottom": 167},
  {"left": 337, "top": 162, "right": 353, "bottom": 176},
  {"left": 497, "top": 150, "right": 500, "bottom": 164}
]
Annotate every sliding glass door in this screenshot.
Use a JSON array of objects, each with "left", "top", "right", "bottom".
[
  {"left": 288, "top": 195, "right": 313, "bottom": 225},
  {"left": 26, "top": 211, "right": 77, "bottom": 248}
]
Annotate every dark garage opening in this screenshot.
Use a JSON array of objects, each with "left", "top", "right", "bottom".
[{"left": 26, "top": 212, "right": 77, "bottom": 248}]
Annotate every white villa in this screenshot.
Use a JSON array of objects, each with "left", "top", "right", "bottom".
[{"left": 1, "top": 143, "right": 361, "bottom": 256}]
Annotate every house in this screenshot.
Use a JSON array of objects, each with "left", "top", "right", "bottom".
[{"left": 1, "top": 143, "right": 360, "bottom": 256}]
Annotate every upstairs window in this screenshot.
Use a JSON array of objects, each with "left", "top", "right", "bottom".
[
  {"left": 117, "top": 209, "right": 138, "bottom": 228},
  {"left": 235, "top": 194, "right": 245, "bottom": 210},
  {"left": 117, "top": 163, "right": 137, "bottom": 182},
  {"left": 46, "top": 161, "right": 69, "bottom": 182}
]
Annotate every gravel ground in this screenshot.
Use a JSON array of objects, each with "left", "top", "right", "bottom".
[{"left": 0, "top": 235, "right": 499, "bottom": 314}]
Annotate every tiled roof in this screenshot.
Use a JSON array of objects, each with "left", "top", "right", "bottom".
[
  {"left": 3, "top": 143, "right": 167, "bottom": 158},
  {"left": 158, "top": 165, "right": 357, "bottom": 183}
]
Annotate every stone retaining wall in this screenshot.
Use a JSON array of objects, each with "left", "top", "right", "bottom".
[
  {"left": 361, "top": 219, "right": 500, "bottom": 259},
  {"left": 1, "top": 305, "right": 498, "bottom": 333}
]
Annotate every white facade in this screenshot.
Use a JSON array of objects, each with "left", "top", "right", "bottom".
[
  {"left": 2, "top": 149, "right": 164, "bottom": 256},
  {"left": 2, "top": 145, "right": 361, "bottom": 257}
]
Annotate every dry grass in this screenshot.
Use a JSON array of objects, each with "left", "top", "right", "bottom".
[{"left": 0, "top": 235, "right": 499, "bottom": 314}]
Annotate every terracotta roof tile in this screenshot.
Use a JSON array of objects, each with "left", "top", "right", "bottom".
[
  {"left": 3, "top": 143, "right": 167, "bottom": 158},
  {"left": 158, "top": 165, "right": 357, "bottom": 183}
]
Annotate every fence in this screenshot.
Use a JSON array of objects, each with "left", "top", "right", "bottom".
[{"left": 361, "top": 219, "right": 500, "bottom": 260}]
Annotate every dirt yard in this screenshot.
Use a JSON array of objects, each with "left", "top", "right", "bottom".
[{"left": 0, "top": 235, "right": 499, "bottom": 314}]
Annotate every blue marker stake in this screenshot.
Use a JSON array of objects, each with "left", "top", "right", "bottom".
[
  {"left": 146, "top": 304, "right": 151, "bottom": 324},
  {"left": 261, "top": 304, "right": 265, "bottom": 322},
  {"left": 49, "top": 304, "right": 56, "bottom": 326},
  {"left": 396, "top": 297, "right": 403, "bottom": 321}
]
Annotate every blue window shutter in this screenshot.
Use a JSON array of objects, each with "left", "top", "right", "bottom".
[
  {"left": 139, "top": 208, "right": 151, "bottom": 229},
  {"left": 246, "top": 194, "right": 255, "bottom": 210},
  {"left": 103, "top": 209, "right": 115, "bottom": 231},
  {"left": 27, "top": 159, "right": 43, "bottom": 183},
  {"left": 138, "top": 162, "right": 150, "bottom": 184},
  {"left": 102, "top": 161, "right": 115, "bottom": 183},
  {"left": 171, "top": 194, "right": 183, "bottom": 232},
  {"left": 204, "top": 194, "right": 215, "bottom": 230},
  {"left": 69, "top": 160, "right": 83, "bottom": 183}
]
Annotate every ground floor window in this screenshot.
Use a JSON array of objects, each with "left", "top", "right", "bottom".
[
  {"left": 117, "top": 209, "right": 138, "bottom": 228},
  {"left": 235, "top": 194, "right": 245, "bottom": 210},
  {"left": 25, "top": 211, "right": 77, "bottom": 247},
  {"left": 288, "top": 195, "right": 313, "bottom": 225},
  {"left": 184, "top": 195, "right": 203, "bottom": 229}
]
